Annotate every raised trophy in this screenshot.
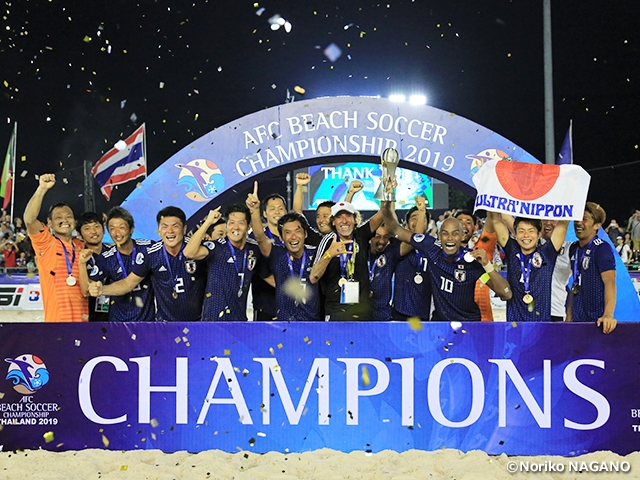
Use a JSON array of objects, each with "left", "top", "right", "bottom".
[{"left": 374, "top": 147, "right": 400, "bottom": 201}]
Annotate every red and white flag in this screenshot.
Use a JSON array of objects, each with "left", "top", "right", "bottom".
[
  {"left": 472, "top": 160, "right": 590, "bottom": 221},
  {"left": 92, "top": 125, "right": 146, "bottom": 200}
]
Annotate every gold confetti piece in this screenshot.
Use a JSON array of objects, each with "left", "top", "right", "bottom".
[
  {"left": 150, "top": 418, "right": 159, "bottom": 427},
  {"left": 325, "top": 340, "right": 330, "bottom": 346},
  {"left": 83, "top": 35, "right": 92, "bottom": 42},
  {"left": 303, "top": 336, "right": 309, "bottom": 342},
  {"left": 194, "top": 113, "right": 199, "bottom": 120},
  {"left": 277, "top": 343, "right": 283, "bottom": 349},
  {"left": 174, "top": 337, "right": 181, "bottom": 343},
  {"left": 43, "top": 431, "right": 54, "bottom": 443},
  {"left": 360, "top": 31, "right": 366, "bottom": 38},
  {"left": 361, "top": 366, "right": 370, "bottom": 386},
  {"left": 511, "top": 322, "right": 518, "bottom": 328},
  {"left": 120, "top": 465, "right": 128, "bottom": 471},
  {"left": 224, "top": 349, "right": 231, "bottom": 356},
  {"left": 0, "top": 392, "right": 4, "bottom": 399},
  {"left": 249, "top": 438, "right": 255, "bottom": 446},
  {"left": 294, "top": 85, "right": 305, "bottom": 95},
  {"left": 131, "top": 334, "right": 136, "bottom": 340},
  {"left": 151, "top": 432, "right": 156, "bottom": 440},
  {"left": 269, "top": 347, "right": 275, "bottom": 355},
  {"left": 102, "top": 434, "right": 109, "bottom": 447},
  {"left": 183, "top": 327, "right": 189, "bottom": 334},
  {"left": 407, "top": 316, "right": 422, "bottom": 331}
]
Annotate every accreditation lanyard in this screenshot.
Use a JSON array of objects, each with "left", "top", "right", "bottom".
[
  {"left": 415, "top": 250, "right": 424, "bottom": 274},
  {"left": 337, "top": 236, "right": 355, "bottom": 279},
  {"left": 442, "top": 249, "right": 464, "bottom": 263},
  {"left": 56, "top": 237, "right": 76, "bottom": 278},
  {"left": 287, "top": 249, "right": 307, "bottom": 281},
  {"left": 115, "top": 244, "right": 137, "bottom": 279},
  {"left": 228, "top": 242, "right": 248, "bottom": 292},
  {"left": 518, "top": 252, "right": 533, "bottom": 294},
  {"left": 162, "top": 243, "right": 184, "bottom": 290},
  {"left": 367, "top": 254, "right": 377, "bottom": 282},
  {"left": 573, "top": 236, "right": 596, "bottom": 286},
  {"left": 264, "top": 227, "right": 283, "bottom": 246}
]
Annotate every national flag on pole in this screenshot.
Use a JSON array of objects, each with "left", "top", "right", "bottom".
[
  {"left": 556, "top": 121, "right": 573, "bottom": 165},
  {"left": 472, "top": 159, "right": 590, "bottom": 221},
  {"left": 92, "top": 124, "right": 146, "bottom": 200},
  {"left": 0, "top": 123, "right": 17, "bottom": 210}
]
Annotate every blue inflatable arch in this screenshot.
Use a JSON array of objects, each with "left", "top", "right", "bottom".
[
  {"left": 121, "top": 95, "right": 639, "bottom": 321},
  {"left": 123, "top": 95, "right": 539, "bottom": 239}
]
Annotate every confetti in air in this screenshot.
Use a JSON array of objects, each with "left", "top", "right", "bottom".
[{"left": 323, "top": 43, "right": 342, "bottom": 62}]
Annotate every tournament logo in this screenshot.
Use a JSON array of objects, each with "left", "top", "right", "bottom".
[
  {"left": 413, "top": 234, "right": 425, "bottom": 243},
  {"left": 466, "top": 148, "right": 512, "bottom": 177},
  {"left": 204, "top": 241, "right": 215, "bottom": 251},
  {"left": 176, "top": 159, "right": 225, "bottom": 202},
  {"left": 495, "top": 161, "right": 560, "bottom": 201},
  {"left": 454, "top": 269, "right": 466, "bottom": 282},
  {"left": 185, "top": 260, "right": 197, "bottom": 274},
  {"left": 136, "top": 252, "right": 145, "bottom": 264},
  {"left": 5, "top": 354, "right": 50, "bottom": 395}
]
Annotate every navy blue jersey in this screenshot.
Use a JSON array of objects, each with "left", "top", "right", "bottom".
[
  {"left": 313, "top": 224, "right": 374, "bottom": 320},
  {"left": 569, "top": 236, "right": 616, "bottom": 323},
  {"left": 369, "top": 239, "right": 404, "bottom": 320},
  {"left": 90, "top": 240, "right": 155, "bottom": 322},
  {"left": 250, "top": 228, "right": 283, "bottom": 319},
  {"left": 410, "top": 234, "right": 484, "bottom": 321},
  {"left": 392, "top": 248, "right": 432, "bottom": 318},
  {"left": 504, "top": 237, "right": 558, "bottom": 322},
  {"left": 201, "top": 237, "right": 262, "bottom": 321},
  {"left": 268, "top": 244, "right": 321, "bottom": 320},
  {"left": 131, "top": 240, "right": 207, "bottom": 322},
  {"left": 304, "top": 227, "right": 323, "bottom": 247}
]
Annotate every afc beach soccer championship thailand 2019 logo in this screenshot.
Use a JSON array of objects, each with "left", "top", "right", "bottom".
[{"left": 5, "top": 354, "right": 50, "bottom": 395}]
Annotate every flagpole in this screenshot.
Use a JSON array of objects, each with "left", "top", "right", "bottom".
[
  {"left": 142, "top": 123, "right": 148, "bottom": 179},
  {"left": 543, "top": 0, "right": 555, "bottom": 164},
  {"left": 10, "top": 122, "right": 17, "bottom": 222}
]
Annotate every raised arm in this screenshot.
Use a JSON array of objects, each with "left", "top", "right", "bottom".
[
  {"left": 246, "top": 181, "right": 272, "bottom": 257},
  {"left": 309, "top": 236, "right": 350, "bottom": 284},
  {"left": 487, "top": 211, "right": 510, "bottom": 247},
  {"left": 78, "top": 249, "right": 95, "bottom": 297},
  {"left": 292, "top": 173, "right": 310, "bottom": 214},
  {"left": 24, "top": 174, "right": 56, "bottom": 236},
  {"left": 344, "top": 180, "right": 363, "bottom": 203},
  {"left": 183, "top": 207, "right": 222, "bottom": 260},
  {"left": 550, "top": 220, "right": 569, "bottom": 251},
  {"left": 380, "top": 201, "right": 413, "bottom": 244},
  {"left": 399, "top": 196, "right": 427, "bottom": 256}
]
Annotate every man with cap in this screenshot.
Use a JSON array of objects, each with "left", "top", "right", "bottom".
[{"left": 310, "top": 201, "right": 384, "bottom": 320}]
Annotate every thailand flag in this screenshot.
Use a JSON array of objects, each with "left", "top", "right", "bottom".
[{"left": 92, "top": 124, "right": 146, "bottom": 200}]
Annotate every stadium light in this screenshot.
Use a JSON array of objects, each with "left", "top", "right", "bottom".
[
  {"left": 388, "top": 94, "right": 406, "bottom": 103},
  {"left": 409, "top": 94, "right": 427, "bottom": 105}
]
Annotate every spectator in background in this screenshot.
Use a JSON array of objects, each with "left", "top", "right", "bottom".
[
  {"left": 615, "top": 236, "right": 632, "bottom": 265},
  {"left": 15, "top": 251, "right": 28, "bottom": 273},
  {"left": 628, "top": 209, "right": 640, "bottom": 263},
  {"left": 0, "top": 233, "right": 18, "bottom": 270},
  {"left": 605, "top": 219, "right": 622, "bottom": 244}
]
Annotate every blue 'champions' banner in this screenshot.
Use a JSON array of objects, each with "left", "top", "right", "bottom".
[{"left": 1, "top": 322, "right": 639, "bottom": 456}]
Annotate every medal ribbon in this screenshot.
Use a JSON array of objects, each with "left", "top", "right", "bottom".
[
  {"left": 115, "top": 244, "right": 137, "bottom": 279},
  {"left": 518, "top": 251, "right": 533, "bottom": 294},
  {"left": 573, "top": 236, "right": 596, "bottom": 287},
  {"left": 336, "top": 236, "right": 356, "bottom": 279},
  {"left": 55, "top": 237, "right": 76, "bottom": 278},
  {"left": 227, "top": 242, "right": 248, "bottom": 292},
  {"left": 286, "top": 249, "right": 307, "bottom": 281},
  {"left": 162, "top": 243, "right": 184, "bottom": 292},
  {"left": 367, "top": 254, "right": 377, "bottom": 282},
  {"left": 415, "top": 250, "right": 424, "bottom": 275}
]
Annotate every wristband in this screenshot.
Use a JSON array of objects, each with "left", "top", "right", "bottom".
[
  {"left": 323, "top": 251, "right": 332, "bottom": 260},
  {"left": 480, "top": 272, "right": 491, "bottom": 284},
  {"left": 483, "top": 263, "right": 495, "bottom": 273}
]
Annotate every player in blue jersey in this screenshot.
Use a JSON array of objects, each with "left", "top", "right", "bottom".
[
  {"left": 381, "top": 201, "right": 512, "bottom": 321},
  {"left": 246, "top": 182, "right": 321, "bottom": 320},
  {"left": 76, "top": 212, "right": 110, "bottom": 321},
  {"left": 391, "top": 198, "right": 431, "bottom": 321},
  {"left": 311, "top": 201, "right": 384, "bottom": 320},
  {"left": 81, "top": 206, "right": 154, "bottom": 322},
  {"left": 368, "top": 225, "right": 404, "bottom": 320},
  {"left": 89, "top": 206, "right": 206, "bottom": 321},
  {"left": 184, "top": 203, "right": 261, "bottom": 321},
  {"left": 487, "top": 212, "right": 568, "bottom": 322},
  {"left": 567, "top": 202, "right": 617, "bottom": 333},
  {"left": 250, "top": 192, "right": 286, "bottom": 320}
]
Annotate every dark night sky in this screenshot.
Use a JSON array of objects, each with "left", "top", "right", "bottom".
[{"left": 1, "top": 0, "right": 638, "bottom": 224}]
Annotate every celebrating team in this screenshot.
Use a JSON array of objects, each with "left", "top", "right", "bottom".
[{"left": 26, "top": 170, "right": 617, "bottom": 333}]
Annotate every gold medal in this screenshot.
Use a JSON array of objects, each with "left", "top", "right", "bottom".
[
  {"left": 172, "top": 291, "right": 178, "bottom": 299},
  {"left": 571, "top": 284, "right": 579, "bottom": 294},
  {"left": 523, "top": 293, "right": 534, "bottom": 304},
  {"left": 338, "top": 277, "right": 347, "bottom": 287},
  {"left": 414, "top": 274, "right": 423, "bottom": 284}
]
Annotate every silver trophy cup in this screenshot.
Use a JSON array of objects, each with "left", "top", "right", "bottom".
[{"left": 374, "top": 147, "right": 400, "bottom": 201}]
